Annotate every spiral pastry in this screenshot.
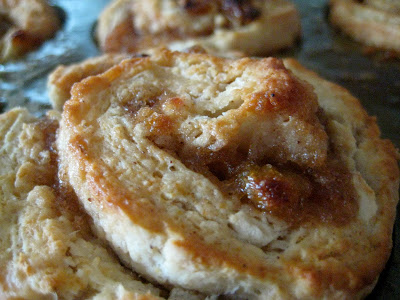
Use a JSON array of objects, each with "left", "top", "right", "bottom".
[
  {"left": 330, "top": 0, "right": 400, "bottom": 53},
  {"left": 57, "top": 49, "right": 399, "bottom": 299},
  {"left": 0, "top": 0, "right": 60, "bottom": 62},
  {"left": 96, "top": 0, "right": 301, "bottom": 56},
  {"left": 0, "top": 108, "right": 185, "bottom": 299}
]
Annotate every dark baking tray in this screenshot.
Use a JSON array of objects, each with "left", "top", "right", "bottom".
[{"left": 0, "top": 0, "right": 399, "bottom": 298}]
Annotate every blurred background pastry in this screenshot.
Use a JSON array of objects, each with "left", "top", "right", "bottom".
[
  {"left": 0, "top": 0, "right": 61, "bottom": 62},
  {"left": 330, "top": 0, "right": 400, "bottom": 54},
  {"left": 96, "top": 0, "right": 301, "bottom": 56}
]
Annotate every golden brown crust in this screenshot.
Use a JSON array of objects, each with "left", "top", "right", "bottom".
[
  {"left": 0, "top": 108, "right": 168, "bottom": 299},
  {"left": 0, "top": 0, "right": 61, "bottom": 62},
  {"left": 96, "top": 0, "right": 301, "bottom": 56},
  {"left": 57, "top": 49, "right": 399, "bottom": 299},
  {"left": 47, "top": 53, "right": 132, "bottom": 111},
  {"left": 329, "top": 0, "right": 400, "bottom": 53},
  {"left": 47, "top": 48, "right": 244, "bottom": 112}
]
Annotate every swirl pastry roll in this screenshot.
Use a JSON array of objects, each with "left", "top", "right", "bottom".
[
  {"left": 330, "top": 0, "right": 400, "bottom": 53},
  {"left": 58, "top": 49, "right": 399, "bottom": 299},
  {"left": 0, "top": 0, "right": 61, "bottom": 62},
  {"left": 96, "top": 0, "right": 301, "bottom": 56},
  {"left": 0, "top": 108, "right": 189, "bottom": 299}
]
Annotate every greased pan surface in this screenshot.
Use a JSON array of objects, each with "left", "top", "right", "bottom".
[{"left": 0, "top": 0, "right": 398, "bottom": 298}]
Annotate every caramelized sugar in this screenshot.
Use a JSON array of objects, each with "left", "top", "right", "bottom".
[
  {"left": 35, "top": 118, "right": 93, "bottom": 236},
  {"left": 114, "top": 54, "right": 357, "bottom": 228},
  {"left": 237, "top": 158, "right": 357, "bottom": 227},
  {"left": 171, "top": 139, "right": 357, "bottom": 227},
  {"left": 135, "top": 104, "right": 357, "bottom": 228},
  {"left": 182, "top": 0, "right": 261, "bottom": 26}
]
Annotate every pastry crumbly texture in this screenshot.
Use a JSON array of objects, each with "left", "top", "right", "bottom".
[
  {"left": 0, "top": 0, "right": 61, "bottom": 62},
  {"left": 57, "top": 48, "right": 399, "bottom": 299},
  {"left": 0, "top": 108, "right": 211, "bottom": 299},
  {"left": 330, "top": 0, "right": 400, "bottom": 53},
  {"left": 47, "top": 48, "right": 242, "bottom": 112},
  {"left": 96, "top": 0, "right": 301, "bottom": 56},
  {"left": 47, "top": 53, "right": 132, "bottom": 111}
]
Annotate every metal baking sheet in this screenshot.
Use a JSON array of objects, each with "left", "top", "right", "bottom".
[{"left": 0, "top": 0, "right": 399, "bottom": 298}]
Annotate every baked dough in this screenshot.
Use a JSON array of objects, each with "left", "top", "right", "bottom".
[
  {"left": 58, "top": 49, "right": 399, "bottom": 299},
  {"left": 0, "top": 108, "right": 203, "bottom": 299},
  {"left": 0, "top": 0, "right": 61, "bottom": 62},
  {"left": 96, "top": 0, "right": 301, "bottom": 56},
  {"left": 47, "top": 53, "right": 131, "bottom": 111},
  {"left": 47, "top": 48, "right": 241, "bottom": 112},
  {"left": 366, "top": 0, "right": 400, "bottom": 12},
  {"left": 330, "top": 0, "right": 400, "bottom": 53}
]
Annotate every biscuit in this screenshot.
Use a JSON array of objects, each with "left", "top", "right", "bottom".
[
  {"left": 330, "top": 0, "right": 400, "bottom": 53},
  {"left": 0, "top": 0, "right": 61, "bottom": 62},
  {"left": 58, "top": 49, "right": 399, "bottom": 299},
  {"left": 0, "top": 108, "right": 187, "bottom": 299},
  {"left": 96, "top": 0, "right": 301, "bottom": 56}
]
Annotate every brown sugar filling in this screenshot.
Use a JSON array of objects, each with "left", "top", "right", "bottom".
[
  {"left": 155, "top": 134, "right": 357, "bottom": 227},
  {"left": 123, "top": 94, "right": 358, "bottom": 228},
  {"left": 182, "top": 0, "right": 261, "bottom": 26},
  {"left": 34, "top": 118, "right": 93, "bottom": 236}
]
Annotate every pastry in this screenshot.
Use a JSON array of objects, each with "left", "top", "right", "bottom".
[
  {"left": 47, "top": 53, "right": 131, "bottom": 111},
  {"left": 0, "top": 0, "right": 61, "bottom": 62},
  {"left": 0, "top": 108, "right": 179, "bottom": 299},
  {"left": 47, "top": 48, "right": 242, "bottom": 112},
  {"left": 58, "top": 48, "right": 399, "bottom": 299},
  {"left": 330, "top": 0, "right": 400, "bottom": 53},
  {"left": 96, "top": 0, "right": 301, "bottom": 56}
]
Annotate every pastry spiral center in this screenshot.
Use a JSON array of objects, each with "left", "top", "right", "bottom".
[{"left": 115, "top": 56, "right": 357, "bottom": 226}]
